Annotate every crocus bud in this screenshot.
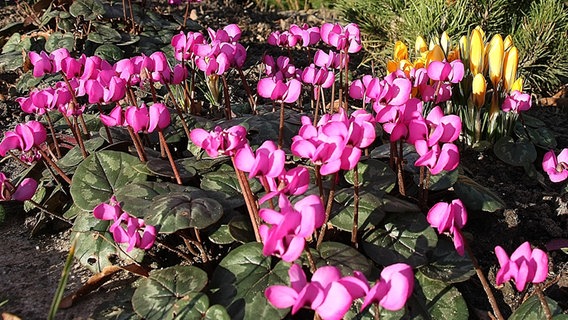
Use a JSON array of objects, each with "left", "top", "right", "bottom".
[
  {"left": 458, "top": 35, "right": 469, "bottom": 69},
  {"left": 488, "top": 34, "right": 504, "bottom": 87},
  {"left": 393, "top": 41, "right": 408, "bottom": 61},
  {"left": 469, "top": 29, "right": 484, "bottom": 75},
  {"left": 511, "top": 77, "right": 523, "bottom": 92},
  {"left": 415, "top": 36, "right": 428, "bottom": 54},
  {"left": 503, "top": 46, "right": 518, "bottom": 92},
  {"left": 472, "top": 73, "right": 486, "bottom": 108},
  {"left": 426, "top": 45, "right": 445, "bottom": 66},
  {"left": 440, "top": 31, "right": 451, "bottom": 56},
  {"left": 503, "top": 34, "right": 514, "bottom": 51}
]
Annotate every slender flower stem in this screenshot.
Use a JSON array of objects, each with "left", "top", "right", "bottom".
[
  {"left": 535, "top": 284, "right": 552, "bottom": 320},
  {"left": 182, "top": 1, "right": 190, "bottom": 28},
  {"left": 316, "top": 172, "right": 338, "bottom": 249},
  {"left": 464, "top": 239, "right": 504, "bottom": 320},
  {"left": 96, "top": 104, "right": 114, "bottom": 144},
  {"left": 351, "top": 164, "right": 360, "bottom": 248},
  {"left": 127, "top": 127, "right": 147, "bottom": 162},
  {"left": 231, "top": 157, "right": 261, "bottom": 242},
  {"left": 44, "top": 112, "right": 61, "bottom": 159},
  {"left": 304, "top": 246, "right": 317, "bottom": 273},
  {"left": 164, "top": 83, "right": 192, "bottom": 139},
  {"left": 237, "top": 68, "right": 257, "bottom": 113},
  {"left": 312, "top": 86, "right": 322, "bottom": 126},
  {"left": 38, "top": 149, "right": 72, "bottom": 184},
  {"left": 314, "top": 165, "right": 324, "bottom": 201},
  {"left": 221, "top": 74, "right": 232, "bottom": 120},
  {"left": 158, "top": 130, "right": 182, "bottom": 184},
  {"left": 374, "top": 303, "right": 380, "bottom": 320},
  {"left": 27, "top": 199, "right": 72, "bottom": 224},
  {"left": 259, "top": 176, "right": 275, "bottom": 210},
  {"left": 278, "top": 101, "right": 285, "bottom": 148},
  {"left": 397, "top": 140, "right": 406, "bottom": 196},
  {"left": 73, "top": 116, "right": 89, "bottom": 159}
]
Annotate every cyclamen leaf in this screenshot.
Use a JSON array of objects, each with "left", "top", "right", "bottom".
[
  {"left": 70, "top": 150, "right": 147, "bottom": 211},
  {"left": 132, "top": 266, "right": 209, "bottom": 320},
  {"left": 210, "top": 243, "right": 290, "bottom": 320},
  {"left": 508, "top": 295, "right": 561, "bottom": 320}
]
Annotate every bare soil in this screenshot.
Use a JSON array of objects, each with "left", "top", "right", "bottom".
[{"left": 0, "top": 1, "right": 567, "bottom": 319}]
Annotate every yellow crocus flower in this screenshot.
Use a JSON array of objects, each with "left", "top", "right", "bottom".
[
  {"left": 488, "top": 34, "right": 504, "bottom": 87},
  {"left": 415, "top": 36, "right": 428, "bottom": 54},
  {"left": 393, "top": 41, "right": 408, "bottom": 61},
  {"left": 447, "top": 46, "right": 460, "bottom": 62},
  {"left": 459, "top": 35, "right": 469, "bottom": 68},
  {"left": 469, "top": 29, "right": 484, "bottom": 75},
  {"left": 440, "top": 31, "right": 451, "bottom": 56},
  {"left": 503, "top": 46, "right": 518, "bottom": 92},
  {"left": 504, "top": 35, "right": 514, "bottom": 52},
  {"left": 474, "top": 26, "right": 486, "bottom": 42},
  {"left": 511, "top": 77, "right": 523, "bottom": 92},
  {"left": 472, "top": 73, "right": 486, "bottom": 108},
  {"left": 426, "top": 45, "right": 445, "bottom": 66}
]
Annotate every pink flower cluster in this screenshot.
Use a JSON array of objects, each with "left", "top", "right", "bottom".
[
  {"left": 259, "top": 194, "right": 325, "bottom": 262},
  {"left": 291, "top": 109, "right": 376, "bottom": 175},
  {"left": 542, "top": 149, "right": 568, "bottom": 183},
  {"left": 171, "top": 24, "right": 246, "bottom": 76},
  {"left": 266, "top": 263, "right": 414, "bottom": 320},
  {"left": 0, "top": 120, "right": 47, "bottom": 164},
  {"left": 495, "top": 242, "right": 548, "bottom": 291},
  {"left": 0, "top": 172, "right": 38, "bottom": 202},
  {"left": 427, "top": 199, "right": 468, "bottom": 256},
  {"left": 100, "top": 103, "right": 171, "bottom": 133},
  {"left": 350, "top": 65, "right": 463, "bottom": 175},
  {"left": 190, "top": 125, "right": 248, "bottom": 158},
  {"left": 93, "top": 196, "right": 156, "bottom": 252}
]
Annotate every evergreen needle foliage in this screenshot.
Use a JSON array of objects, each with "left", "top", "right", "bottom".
[{"left": 337, "top": 0, "right": 568, "bottom": 95}]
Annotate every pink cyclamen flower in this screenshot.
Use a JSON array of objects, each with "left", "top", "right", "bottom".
[
  {"left": 259, "top": 194, "right": 325, "bottom": 262},
  {"left": 407, "top": 106, "right": 462, "bottom": 146},
  {"left": 267, "top": 30, "right": 299, "bottom": 47},
  {"left": 542, "top": 149, "right": 568, "bottom": 183},
  {"left": 93, "top": 196, "right": 156, "bottom": 252},
  {"left": 414, "top": 141, "right": 460, "bottom": 175},
  {"left": 289, "top": 23, "right": 321, "bottom": 47},
  {"left": 361, "top": 263, "right": 414, "bottom": 311},
  {"left": 502, "top": 90, "right": 531, "bottom": 113},
  {"left": 100, "top": 105, "right": 126, "bottom": 127},
  {"left": 257, "top": 74, "right": 302, "bottom": 104},
  {"left": 265, "top": 263, "right": 369, "bottom": 320},
  {"left": 495, "top": 242, "right": 548, "bottom": 291},
  {"left": 426, "top": 60, "right": 464, "bottom": 84},
  {"left": 190, "top": 125, "right": 248, "bottom": 158},
  {"left": 234, "top": 140, "right": 285, "bottom": 179},
  {"left": 259, "top": 166, "right": 310, "bottom": 204},
  {"left": 171, "top": 31, "right": 205, "bottom": 61},
  {"left": 0, "top": 172, "right": 38, "bottom": 202},
  {"left": 320, "top": 23, "right": 361, "bottom": 53},
  {"left": 427, "top": 199, "right": 468, "bottom": 256},
  {"left": 0, "top": 121, "right": 47, "bottom": 164}
]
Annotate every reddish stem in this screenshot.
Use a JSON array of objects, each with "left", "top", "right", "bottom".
[{"left": 158, "top": 130, "right": 182, "bottom": 185}]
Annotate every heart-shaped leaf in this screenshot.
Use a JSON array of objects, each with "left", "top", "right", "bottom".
[
  {"left": 454, "top": 175, "right": 505, "bottom": 212},
  {"left": 330, "top": 188, "right": 386, "bottom": 232},
  {"left": 132, "top": 266, "right": 209, "bottom": 320},
  {"left": 114, "top": 181, "right": 199, "bottom": 217},
  {"left": 228, "top": 215, "right": 255, "bottom": 243},
  {"left": 45, "top": 32, "right": 75, "bottom": 53},
  {"left": 72, "top": 211, "right": 144, "bottom": 273},
  {"left": 71, "top": 150, "right": 147, "bottom": 211},
  {"left": 145, "top": 192, "right": 223, "bottom": 233},
  {"left": 361, "top": 212, "right": 438, "bottom": 268},
  {"left": 515, "top": 122, "right": 557, "bottom": 150},
  {"left": 2, "top": 33, "right": 31, "bottom": 53},
  {"left": 413, "top": 168, "right": 459, "bottom": 191},
  {"left": 210, "top": 242, "right": 290, "bottom": 320},
  {"left": 420, "top": 237, "right": 475, "bottom": 284},
  {"left": 508, "top": 295, "right": 561, "bottom": 320},
  {"left": 204, "top": 305, "right": 231, "bottom": 320},
  {"left": 58, "top": 136, "right": 105, "bottom": 170},
  {"left": 201, "top": 164, "right": 262, "bottom": 195},
  {"left": 146, "top": 158, "right": 196, "bottom": 181},
  {"left": 312, "top": 242, "right": 373, "bottom": 276},
  {"left": 345, "top": 159, "right": 396, "bottom": 192},
  {"left": 408, "top": 271, "right": 469, "bottom": 319},
  {"left": 94, "top": 44, "right": 124, "bottom": 63},
  {"left": 70, "top": 0, "right": 105, "bottom": 20},
  {"left": 494, "top": 136, "right": 537, "bottom": 166}
]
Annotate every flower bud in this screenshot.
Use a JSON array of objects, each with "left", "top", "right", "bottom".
[
  {"left": 488, "top": 34, "right": 504, "bottom": 87},
  {"left": 511, "top": 77, "right": 523, "bottom": 92},
  {"left": 426, "top": 45, "right": 445, "bottom": 66},
  {"left": 415, "top": 36, "right": 428, "bottom": 54},
  {"left": 503, "top": 46, "right": 518, "bottom": 92},
  {"left": 472, "top": 73, "right": 486, "bottom": 108},
  {"left": 440, "top": 31, "right": 451, "bottom": 56},
  {"left": 393, "top": 41, "right": 408, "bottom": 61},
  {"left": 503, "top": 34, "right": 514, "bottom": 51},
  {"left": 469, "top": 29, "right": 484, "bottom": 75}
]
